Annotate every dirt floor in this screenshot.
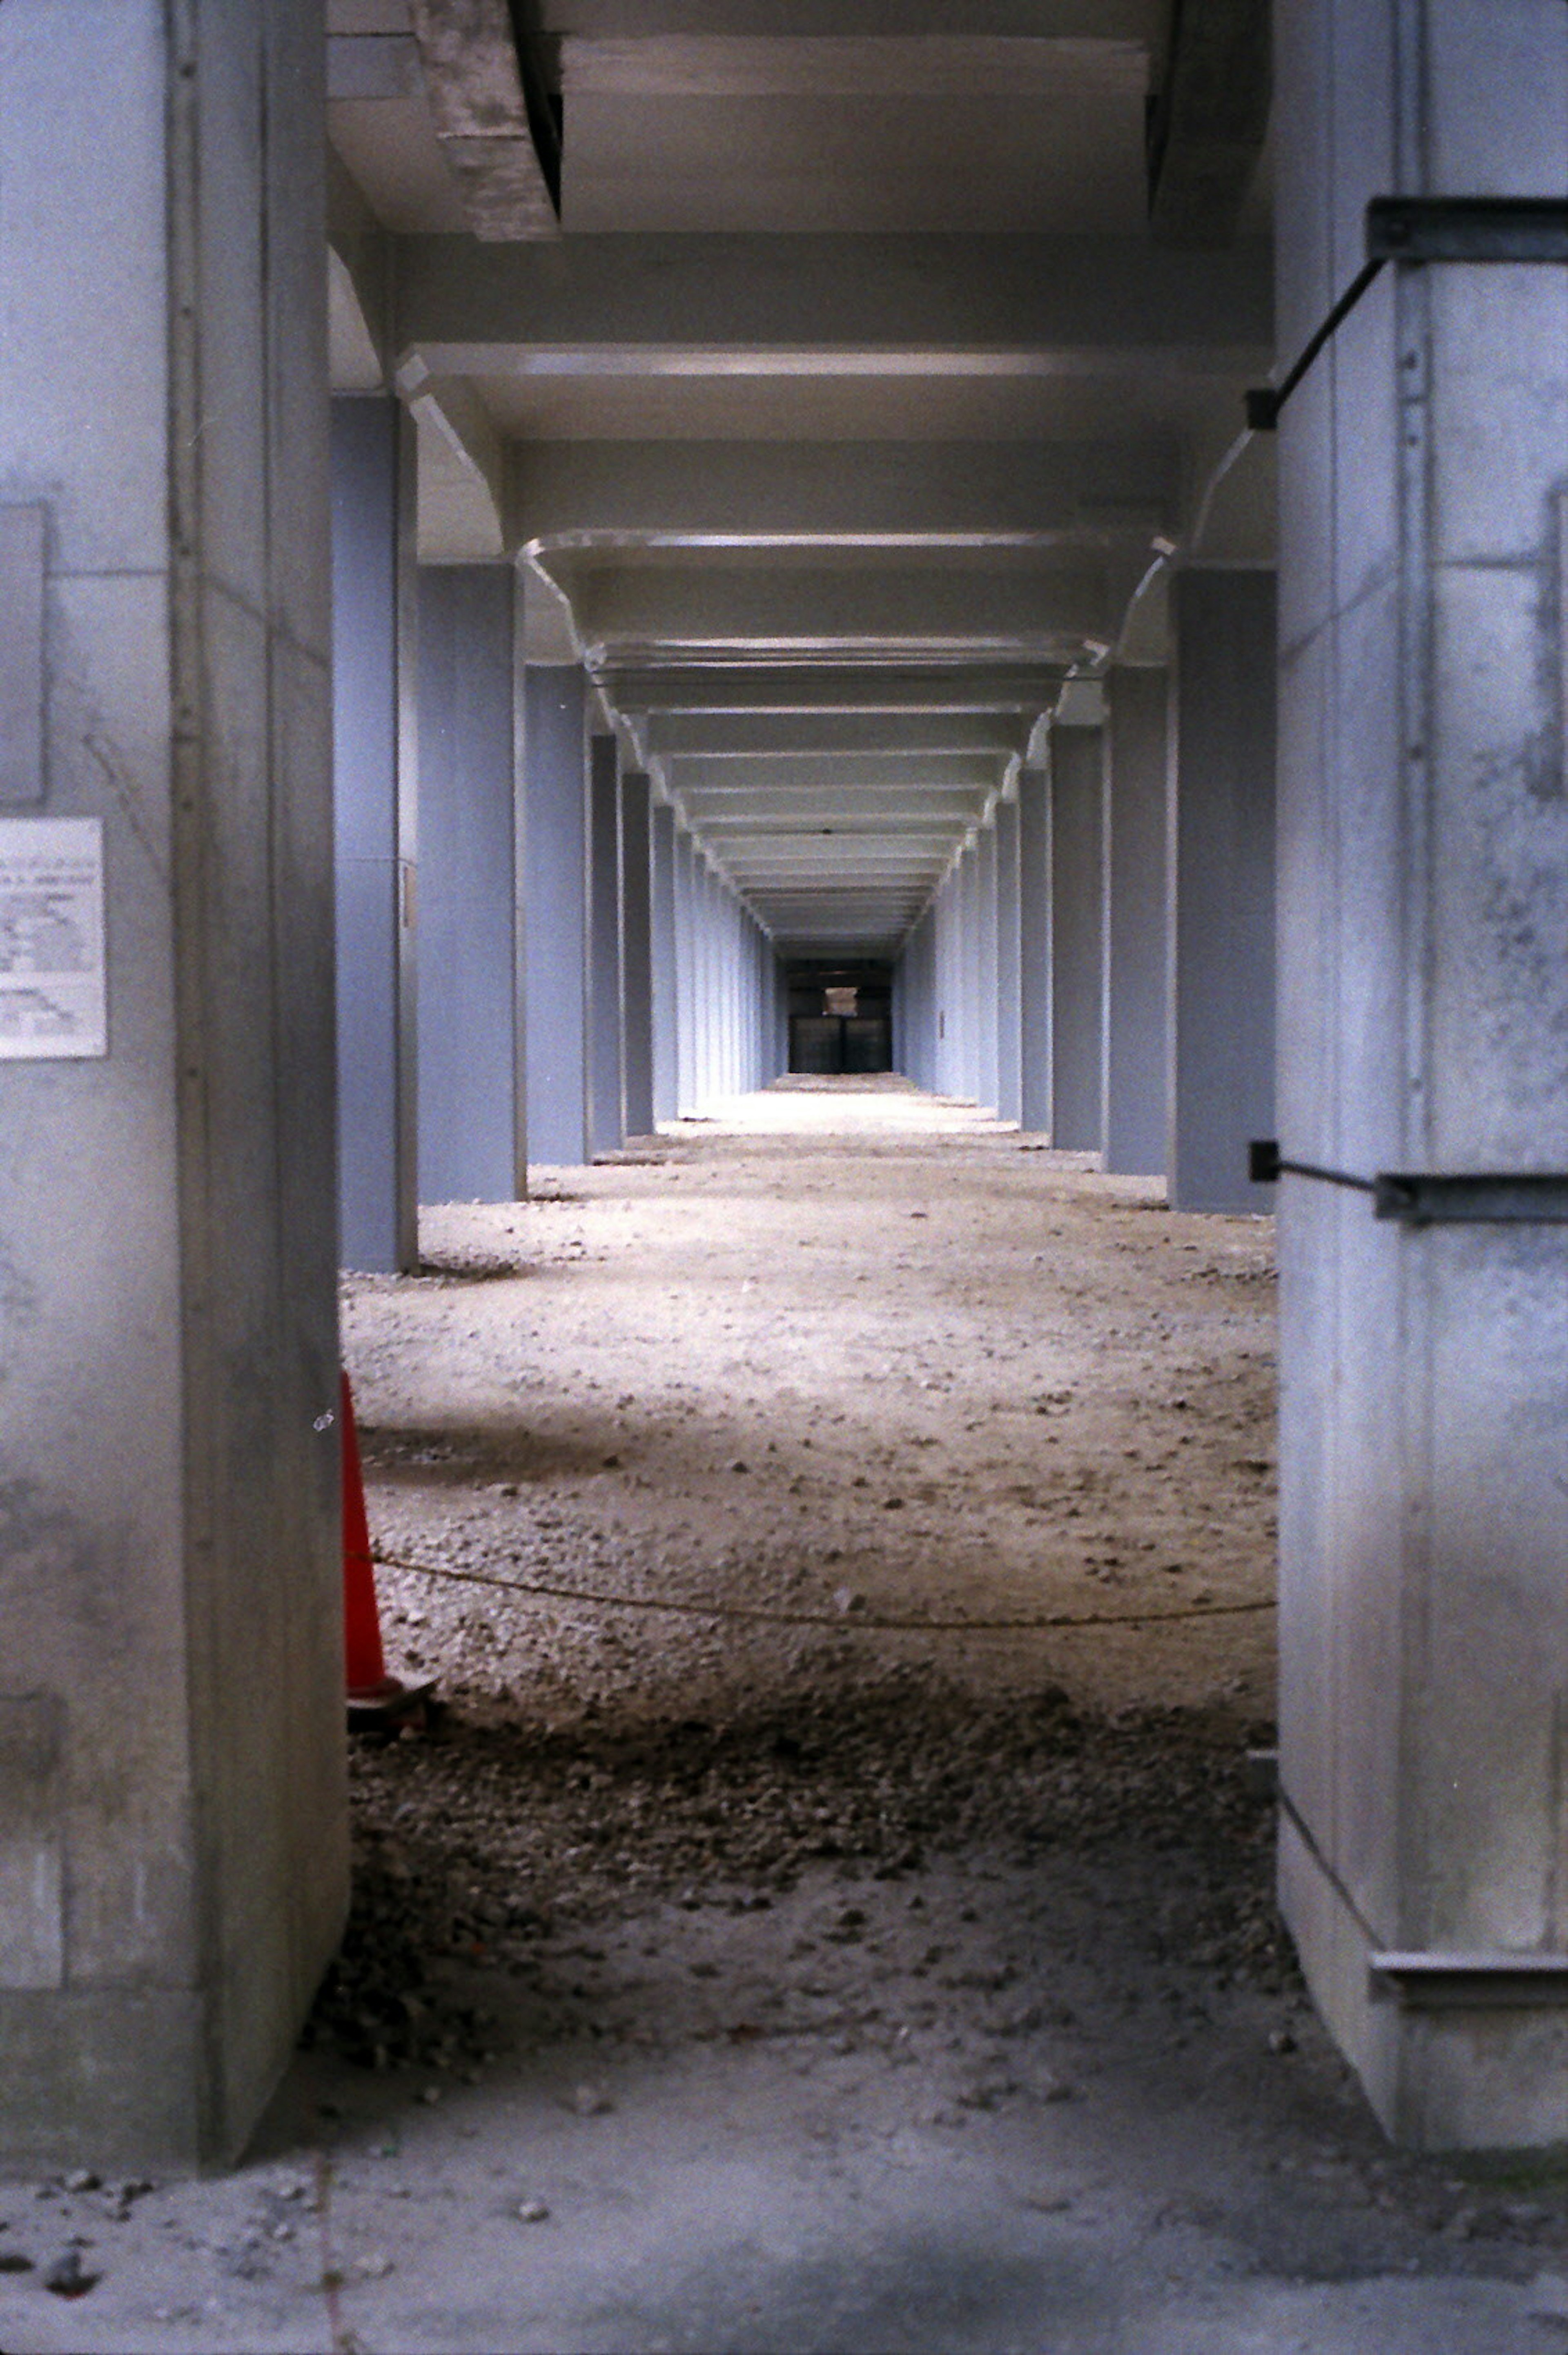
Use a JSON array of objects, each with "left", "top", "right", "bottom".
[{"left": 6, "top": 1080, "right": 1568, "bottom": 2354}]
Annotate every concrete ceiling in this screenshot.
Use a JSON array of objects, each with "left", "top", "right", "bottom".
[{"left": 327, "top": 0, "right": 1275, "bottom": 958}]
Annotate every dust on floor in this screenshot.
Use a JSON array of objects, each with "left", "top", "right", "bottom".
[{"left": 4, "top": 1083, "right": 1567, "bottom": 2355}]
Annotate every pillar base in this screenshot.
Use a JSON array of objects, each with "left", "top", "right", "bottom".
[
  {"left": 1281, "top": 1804, "right": 1568, "bottom": 2150},
  {"left": 0, "top": 1991, "right": 235, "bottom": 2174}
]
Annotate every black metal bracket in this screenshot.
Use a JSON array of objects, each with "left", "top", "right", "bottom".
[
  {"left": 1250, "top": 1141, "right": 1568, "bottom": 1227},
  {"left": 1373, "top": 1172, "right": 1568, "bottom": 1227},
  {"left": 1370, "top": 1951, "right": 1568, "bottom": 2011},
  {"left": 1247, "top": 1138, "right": 1374, "bottom": 1194},
  {"left": 1246, "top": 196, "right": 1568, "bottom": 430},
  {"left": 1367, "top": 196, "right": 1568, "bottom": 264}
]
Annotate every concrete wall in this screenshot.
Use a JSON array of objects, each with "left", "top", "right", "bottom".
[
  {"left": 1275, "top": 0, "right": 1568, "bottom": 2149},
  {"left": 1049, "top": 727, "right": 1105, "bottom": 1153},
  {"left": 416, "top": 565, "right": 523, "bottom": 1203},
  {"left": 587, "top": 733, "right": 624, "bottom": 1156},
  {"left": 977, "top": 823, "right": 1000, "bottom": 1114},
  {"left": 333, "top": 397, "right": 417, "bottom": 1270},
  {"left": 1102, "top": 668, "right": 1169, "bottom": 1177},
  {"left": 1168, "top": 572, "right": 1276, "bottom": 1212},
  {"left": 995, "top": 796, "right": 1023, "bottom": 1124},
  {"left": 1018, "top": 762, "right": 1052, "bottom": 1134},
  {"left": 523, "top": 666, "right": 589, "bottom": 1166},
  {"left": 621, "top": 771, "right": 655, "bottom": 1136},
  {"left": 0, "top": 0, "right": 345, "bottom": 2168},
  {"left": 650, "top": 802, "right": 678, "bottom": 1123}
]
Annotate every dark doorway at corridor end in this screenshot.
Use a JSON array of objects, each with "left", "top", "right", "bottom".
[{"left": 787, "top": 960, "right": 893, "bottom": 1074}]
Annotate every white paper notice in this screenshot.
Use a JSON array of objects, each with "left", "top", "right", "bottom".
[{"left": 0, "top": 818, "right": 107, "bottom": 1059}]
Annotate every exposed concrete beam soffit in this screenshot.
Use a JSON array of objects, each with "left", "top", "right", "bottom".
[{"left": 409, "top": 0, "right": 561, "bottom": 239}]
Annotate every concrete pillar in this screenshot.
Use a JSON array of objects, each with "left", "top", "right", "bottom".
[
  {"left": 1018, "top": 762, "right": 1052, "bottom": 1134},
  {"left": 522, "top": 666, "right": 588, "bottom": 1166},
  {"left": 1275, "top": 0, "right": 1568, "bottom": 2152},
  {"left": 649, "top": 801, "right": 677, "bottom": 1124},
  {"left": 674, "top": 828, "right": 696, "bottom": 1114},
  {"left": 620, "top": 769, "right": 655, "bottom": 1139},
  {"left": 935, "top": 867, "right": 960, "bottom": 1095},
  {"left": 0, "top": 0, "right": 345, "bottom": 2168},
  {"left": 1102, "top": 668, "right": 1169, "bottom": 1178},
  {"left": 332, "top": 396, "right": 417, "bottom": 1271},
  {"left": 996, "top": 797, "right": 1022, "bottom": 1124},
  {"left": 587, "top": 734, "right": 624, "bottom": 1158},
  {"left": 1168, "top": 572, "right": 1276, "bottom": 1212},
  {"left": 977, "top": 822, "right": 1000, "bottom": 1114},
  {"left": 691, "top": 855, "right": 707, "bottom": 1106},
  {"left": 960, "top": 842, "right": 982, "bottom": 1100},
  {"left": 1049, "top": 726, "right": 1105, "bottom": 1153},
  {"left": 416, "top": 566, "right": 523, "bottom": 1203}
]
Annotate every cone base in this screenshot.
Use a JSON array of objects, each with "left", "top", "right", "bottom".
[{"left": 346, "top": 1674, "right": 436, "bottom": 1733}]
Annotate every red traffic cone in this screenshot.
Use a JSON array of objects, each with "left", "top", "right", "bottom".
[{"left": 341, "top": 1369, "right": 432, "bottom": 1731}]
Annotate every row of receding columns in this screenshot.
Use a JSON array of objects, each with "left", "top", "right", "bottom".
[
  {"left": 330, "top": 396, "right": 780, "bottom": 1268},
  {"left": 893, "top": 572, "right": 1278, "bottom": 1212}
]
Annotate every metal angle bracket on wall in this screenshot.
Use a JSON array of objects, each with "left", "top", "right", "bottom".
[
  {"left": 1249, "top": 1141, "right": 1568, "bottom": 1227},
  {"left": 1370, "top": 1952, "right": 1568, "bottom": 2011},
  {"left": 1245, "top": 196, "right": 1568, "bottom": 430}
]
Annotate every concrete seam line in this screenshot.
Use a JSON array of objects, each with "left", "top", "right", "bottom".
[{"left": 371, "top": 1551, "right": 1275, "bottom": 1635}]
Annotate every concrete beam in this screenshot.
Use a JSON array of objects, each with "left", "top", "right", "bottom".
[
  {"left": 603, "top": 664, "right": 1066, "bottom": 714},
  {"left": 558, "top": 563, "right": 1110, "bottom": 657},
  {"left": 670, "top": 752, "right": 1000, "bottom": 793},
  {"left": 684, "top": 793, "right": 988, "bottom": 827},
  {"left": 409, "top": 0, "right": 559, "bottom": 241},
  {"left": 512, "top": 438, "right": 1178, "bottom": 545},
  {"left": 541, "top": 5, "right": 1151, "bottom": 31},
  {"left": 719, "top": 852, "right": 953, "bottom": 872},
  {"left": 395, "top": 232, "right": 1274, "bottom": 374},
  {"left": 399, "top": 368, "right": 507, "bottom": 560},
  {"left": 646, "top": 710, "right": 1032, "bottom": 755},
  {"left": 327, "top": 146, "right": 390, "bottom": 388},
  {"left": 1147, "top": 0, "right": 1271, "bottom": 250}
]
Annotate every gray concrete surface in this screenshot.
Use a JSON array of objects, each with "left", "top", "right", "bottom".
[
  {"left": 1167, "top": 572, "right": 1276, "bottom": 1215},
  {"left": 1049, "top": 729, "right": 1105, "bottom": 1154},
  {"left": 648, "top": 798, "right": 677, "bottom": 1125},
  {"left": 334, "top": 395, "right": 419, "bottom": 1271},
  {"left": 996, "top": 796, "right": 1023, "bottom": 1125},
  {"left": 0, "top": 0, "right": 345, "bottom": 2168},
  {"left": 1102, "top": 670, "right": 1169, "bottom": 1179},
  {"left": 1018, "top": 761, "right": 1053, "bottom": 1136},
  {"left": 588, "top": 733, "right": 626, "bottom": 1157},
  {"left": 978, "top": 823, "right": 1001, "bottom": 1114},
  {"left": 522, "top": 667, "right": 589, "bottom": 1168},
  {"left": 1274, "top": 0, "right": 1568, "bottom": 2150},
  {"left": 416, "top": 565, "right": 523, "bottom": 1205}
]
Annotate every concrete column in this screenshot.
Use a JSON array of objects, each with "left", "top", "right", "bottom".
[
  {"left": 332, "top": 396, "right": 418, "bottom": 1271},
  {"left": 960, "top": 842, "right": 982, "bottom": 1100},
  {"left": 674, "top": 828, "right": 696, "bottom": 1114},
  {"left": 977, "top": 822, "right": 1000, "bottom": 1114},
  {"left": 0, "top": 0, "right": 344, "bottom": 2168},
  {"left": 1275, "top": 0, "right": 1568, "bottom": 2152},
  {"left": 1168, "top": 572, "right": 1276, "bottom": 1211},
  {"left": 690, "top": 855, "right": 706, "bottom": 1106},
  {"left": 996, "top": 797, "right": 1022, "bottom": 1124},
  {"left": 1049, "top": 726, "right": 1105, "bottom": 1153},
  {"left": 416, "top": 566, "right": 523, "bottom": 1203},
  {"left": 1018, "top": 762, "right": 1052, "bottom": 1134},
  {"left": 522, "top": 666, "right": 588, "bottom": 1166},
  {"left": 1102, "top": 668, "right": 1169, "bottom": 1178},
  {"left": 620, "top": 769, "right": 654, "bottom": 1139},
  {"left": 935, "top": 867, "right": 960, "bottom": 1095},
  {"left": 649, "top": 801, "right": 677, "bottom": 1124},
  {"left": 587, "top": 733, "right": 624, "bottom": 1157}
]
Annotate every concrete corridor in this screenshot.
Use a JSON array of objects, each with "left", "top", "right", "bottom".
[{"left": 4, "top": 1088, "right": 1566, "bottom": 2354}]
